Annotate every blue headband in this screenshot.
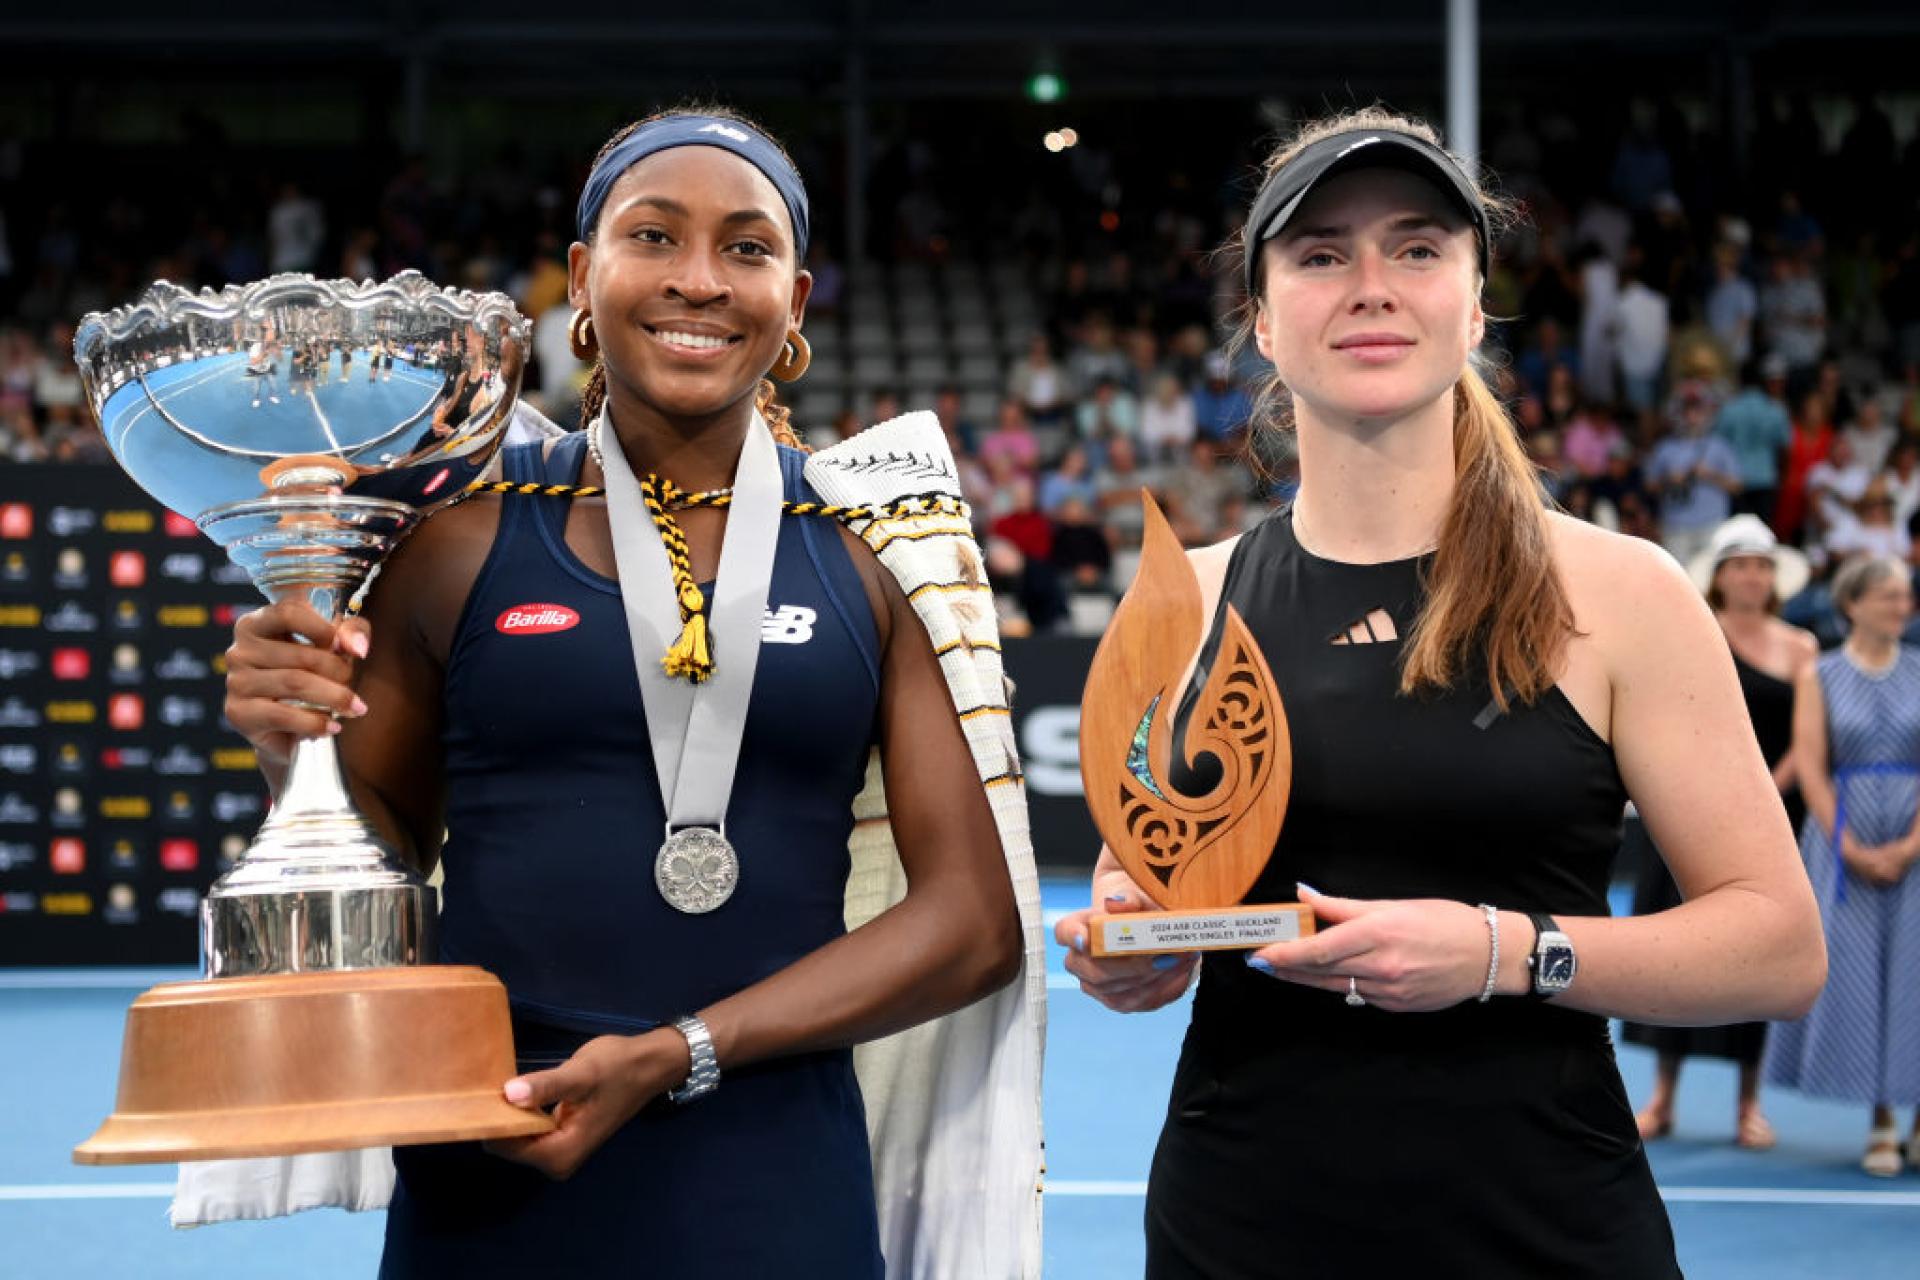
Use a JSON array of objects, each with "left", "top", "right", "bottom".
[{"left": 575, "top": 114, "right": 810, "bottom": 261}]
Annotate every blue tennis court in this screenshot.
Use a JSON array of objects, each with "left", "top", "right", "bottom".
[{"left": 1, "top": 877, "right": 1912, "bottom": 1278}]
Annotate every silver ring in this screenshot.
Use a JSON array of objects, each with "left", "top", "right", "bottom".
[{"left": 1345, "top": 976, "right": 1366, "bottom": 1008}]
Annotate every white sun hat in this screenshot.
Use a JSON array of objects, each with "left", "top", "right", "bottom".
[{"left": 1687, "top": 513, "right": 1811, "bottom": 600}]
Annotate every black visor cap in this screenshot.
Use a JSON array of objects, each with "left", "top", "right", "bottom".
[{"left": 1242, "top": 130, "right": 1490, "bottom": 297}]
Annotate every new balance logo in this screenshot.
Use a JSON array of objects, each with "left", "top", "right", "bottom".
[{"left": 762, "top": 605, "right": 816, "bottom": 645}]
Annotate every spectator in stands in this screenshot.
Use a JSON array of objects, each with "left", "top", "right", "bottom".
[
  {"left": 1760, "top": 249, "right": 1828, "bottom": 375},
  {"left": 1613, "top": 251, "right": 1672, "bottom": 417},
  {"left": 1887, "top": 438, "right": 1920, "bottom": 532},
  {"left": 979, "top": 398, "right": 1041, "bottom": 476},
  {"left": 1191, "top": 349, "right": 1252, "bottom": 443},
  {"left": 1706, "top": 238, "right": 1759, "bottom": 367},
  {"left": 1775, "top": 388, "right": 1835, "bottom": 543},
  {"left": 932, "top": 384, "right": 978, "bottom": 455},
  {"left": 1066, "top": 314, "right": 1129, "bottom": 390},
  {"left": 1138, "top": 371, "right": 1198, "bottom": 462},
  {"left": 1843, "top": 394, "right": 1897, "bottom": 483},
  {"left": 1093, "top": 434, "right": 1160, "bottom": 549},
  {"left": 1564, "top": 400, "right": 1627, "bottom": 481},
  {"left": 1075, "top": 376, "right": 1138, "bottom": 447},
  {"left": 1715, "top": 356, "right": 1794, "bottom": 522},
  {"left": 1161, "top": 440, "right": 1244, "bottom": 547},
  {"left": 1009, "top": 333, "right": 1070, "bottom": 425},
  {"left": 1647, "top": 389, "right": 1742, "bottom": 561},
  {"left": 1048, "top": 494, "right": 1113, "bottom": 592},
  {"left": 990, "top": 475, "right": 1053, "bottom": 565},
  {"left": 1038, "top": 444, "right": 1097, "bottom": 516},
  {"left": 1515, "top": 316, "right": 1577, "bottom": 401},
  {"left": 1824, "top": 478, "right": 1911, "bottom": 563},
  {"left": 1806, "top": 432, "right": 1873, "bottom": 543},
  {"left": 267, "top": 182, "right": 326, "bottom": 275},
  {"left": 1768, "top": 555, "right": 1920, "bottom": 1177}
]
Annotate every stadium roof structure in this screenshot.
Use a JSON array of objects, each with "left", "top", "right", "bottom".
[{"left": 9, "top": 1, "right": 1920, "bottom": 100}]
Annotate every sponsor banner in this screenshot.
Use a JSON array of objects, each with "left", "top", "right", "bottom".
[{"left": 0, "top": 467, "right": 267, "bottom": 964}]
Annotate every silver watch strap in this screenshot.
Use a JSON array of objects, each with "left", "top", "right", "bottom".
[{"left": 668, "top": 1014, "right": 720, "bottom": 1104}]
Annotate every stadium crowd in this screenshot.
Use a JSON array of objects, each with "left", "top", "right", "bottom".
[{"left": 5, "top": 98, "right": 1920, "bottom": 638}]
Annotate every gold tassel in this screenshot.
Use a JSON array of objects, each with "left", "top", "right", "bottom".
[{"left": 662, "top": 610, "right": 714, "bottom": 682}]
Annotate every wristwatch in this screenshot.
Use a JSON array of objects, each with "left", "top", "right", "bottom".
[
  {"left": 667, "top": 1014, "right": 721, "bottom": 1104},
  {"left": 1526, "top": 912, "right": 1577, "bottom": 1000}
]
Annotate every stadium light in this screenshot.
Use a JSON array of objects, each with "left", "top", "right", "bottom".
[
  {"left": 1044, "top": 132, "right": 1066, "bottom": 153},
  {"left": 1027, "top": 72, "right": 1066, "bottom": 104}
]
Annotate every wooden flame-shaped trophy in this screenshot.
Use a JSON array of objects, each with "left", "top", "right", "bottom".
[{"left": 1078, "top": 495, "right": 1313, "bottom": 956}]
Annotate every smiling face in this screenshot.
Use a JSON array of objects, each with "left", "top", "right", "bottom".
[
  {"left": 1253, "top": 167, "right": 1484, "bottom": 426},
  {"left": 1844, "top": 567, "right": 1915, "bottom": 641},
  {"left": 569, "top": 145, "right": 810, "bottom": 423},
  {"left": 1713, "top": 554, "right": 1777, "bottom": 612}
]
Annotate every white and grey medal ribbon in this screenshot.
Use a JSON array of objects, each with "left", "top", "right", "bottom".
[{"left": 596, "top": 410, "right": 783, "bottom": 914}]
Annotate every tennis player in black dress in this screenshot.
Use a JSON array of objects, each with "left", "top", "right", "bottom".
[{"left": 1056, "top": 107, "right": 1826, "bottom": 1278}]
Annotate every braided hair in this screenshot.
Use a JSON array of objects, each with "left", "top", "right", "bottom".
[{"left": 576, "top": 103, "right": 807, "bottom": 452}]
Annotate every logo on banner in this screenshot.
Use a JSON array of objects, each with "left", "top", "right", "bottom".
[
  {"left": 52, "top": 548, "right": 87, "bottom": 590},
  {"left": 110, "top": 551, "right": 147, "bottom": 588},
  {"left": 0, "top": 604, "right": 42, "bottom": 628},
  {"left": 0, "top": 842, "right": 33, "bottom": 871},
  {"left": 100, "top": 746, "right": 152, "bottom": 771},
  {"left": 49, "top": 507, "right": 97, "bottom": 538},
  {"left": 110, "top": 600, "right": 142, "bottom": 632},
  {"left": 0, "top": 793, "right": 39, "bottom": 824},
  {"left": 157, "top": 887, "right": 199, "bottom": 917},
  {"left": 0, "top": 649, "right": 40, "bottom": 679},
  {"left": 50, "top": 837, "right": 85, "bottom": 874},
  {"left": 155, "top": 745, "right": 208, "bottom": 776},
  {"left": 212, "top": 562, "right": 250, "bottom": 586},
  {"left": 163, "top": 512, "right": 199, "bottom": 539},
  {"left": 213, "top": 791, "right": 264, "bottom": 823},
  {"left": 1, "top": 552, "right": 28, "bottom": 585},
  {"left": 158, "top": 695, "right": 207, "bottom": 727},
  {"left": 45, "top": 700, "right": 97, "bottom": 724},
  {"left": 212, "top": 603, "right": 255, "bottom": 628},
  {"left": 163, "top": 790, "right": 196, "bottom": 820},
  {"left": 100, "top": 795, "right": 151, "bottom": 820},
  {"left": 496, "top": 604, "right": 580, "bottom": 636},
  {"left": 158, "top": 605, "right": 208, "bottom": 629},
  {"left": 160, "top": 838, "right": 199, "bottom": 872},
  {"left": 108, "top": 693, "right": 144, "bottom": 730},
  {"left": 109, "top": 838, "right": 140, "bottom": 870},
  {"left": 0, "top": 744, "right": 34, "bottom": 774},
  {"left": 42, "top": 892, "right": 93, "bottom": 916},
  {"left": 105, "top": 883, "right": 139, "bottom": 924},
  {"left": 0, "top": 891, "right": 38, "bottom": 914},
  {"left": 51, "top": 742, "right": 85, "bottom": 774},
  {"left": 159, "top": 553, "right": 204, "bottom": 584},
  {"left": 155, "top": 648, "right": 207, "bottom": 680},
  {"left": 213, "top": 747, "right": 257, "bottom": 771},
  {"left": 0, "top": 697, "right": 41, "bottom": 728},
  {"left": 1018, "top": 706, "right": 1085, "bottom": 797},
  {"left": 110, "top": 644, "right": 143, "bottom": 683},
  {"left": 51, "top": 648, "right": 91, "bottom": 681},
  {"left": 50, "top": 787, "right": 84, "bottom": 828},
  {"left": 45, "top": 602, "right": 99, "bottom": 633},
  {"left": 0, "top": 505, "right": 32, "bottom": 539},
  {"left": 104, "top": 510, "right": 155, "bottom": 534},
  {"left": 219, "top": 833, "right": 248, "bottom": 867}
]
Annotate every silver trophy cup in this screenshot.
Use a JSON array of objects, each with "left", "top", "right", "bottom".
[
  {"left": 73, "top": 271, "right": 526, "bottom": 978},
  {"left": 71, "top": 273, "right": 555, "bottom": 1165}
]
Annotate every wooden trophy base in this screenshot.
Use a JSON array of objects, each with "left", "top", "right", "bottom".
[
  {"left": 1088, "top": 903, "right": 1315, "bottom": 957},
  {"left": 74, "top": 965, "right": 553, "bottom": 1165}
]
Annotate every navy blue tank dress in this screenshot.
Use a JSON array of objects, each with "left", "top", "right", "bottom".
[
  {"left": 1146, "top": 508, "right": 1680, "bottom": 1279},
  {"left": 379, "top": 433, "right": 886, "bottom": 1278}
]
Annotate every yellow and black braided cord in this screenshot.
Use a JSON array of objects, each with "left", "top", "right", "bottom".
[{"left": 457, "top": 477, "right": 971, "bottom": 685}]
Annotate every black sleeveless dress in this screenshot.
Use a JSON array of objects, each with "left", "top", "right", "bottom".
[
  {"left": 1146, "top": 509, "right": 1679, "bottom": 1279},
  {"left": 1621, "top": 649, "right": 1801, "bottom": 1065}
]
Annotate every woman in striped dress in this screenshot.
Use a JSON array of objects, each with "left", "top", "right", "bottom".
[{"left": 1767, "top": 555, "right": 1920, "bottom": 1175}]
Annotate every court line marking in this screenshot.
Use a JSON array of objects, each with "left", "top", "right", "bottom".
[
  {"left": 0, "top": 1184, "right": 173, "bottom": 1200},
  {"left": 110, "top": 357, "right": 241, "bottom": 453},
  {"left": 1040, "top": 1182, "right": 1920, "bottom": 1207}
]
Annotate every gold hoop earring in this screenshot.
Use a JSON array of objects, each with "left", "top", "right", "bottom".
[
  {"left": 770, "top": 329, "right": 811, "bottom": 383},
  {"left": 568, "top": 309, "right": 598, "bottom": 361}
]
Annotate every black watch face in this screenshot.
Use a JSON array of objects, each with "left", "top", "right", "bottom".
[{"left": 1542, "top": 946, "right": 1576, "bottom": 986}]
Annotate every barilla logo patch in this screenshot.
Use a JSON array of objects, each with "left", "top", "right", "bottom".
[{"left": 496, "top": 604, "right": 580, "bottom": 636}]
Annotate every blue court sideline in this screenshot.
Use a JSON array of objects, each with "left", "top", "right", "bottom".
[{"left": 0, "top": 877, "right": 1912, "bottom": 1278}]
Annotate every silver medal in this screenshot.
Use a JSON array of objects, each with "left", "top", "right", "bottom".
[{"left": 655, "top": 826, "right": 739, "bottom": 914}]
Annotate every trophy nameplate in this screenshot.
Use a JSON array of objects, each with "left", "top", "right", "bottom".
[
  {"left": 69, "top": 273, "right": 552, "bottom": 1163},
  {"left": 1078, "top": 494, "right": 1311, "bottom": 957}
]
